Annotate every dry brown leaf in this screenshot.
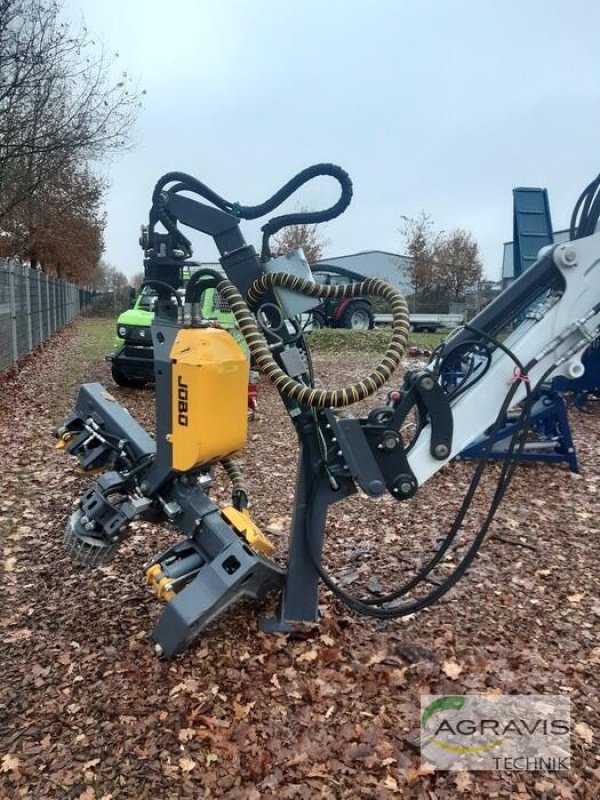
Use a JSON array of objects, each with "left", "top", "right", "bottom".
[
  {"left": 0, "top": 754, "right": 20, "bottom": 773},
  {"left": 307, "top": 767, "right": 330, "bottom": 779},
  {"left": 407, "top": 762, "right": 436, "bottom": 783},
  {"left": 455, "top": 771, "right": 472, "bottom": 791},
  {"left": 589, "top": 646, "right": 600, "bottom": 665},
  {"left": 574, "top": 721, "right": 593, "bottom": 744},
  {"left": 6, "top": 628, "right": 31, "bottom": 642},
  {"left": 535, "top": 778, "right": 555, "bottom": 792},
  {"left": 442, "top": 660, "right": 463, "bottom": 679},
  {"left": 179, "top": 757, "right": 196, "bottom": 772},
  {"left": 297, "top": 648, "right": 318, "bottom": 663},
  {"left": 178, "top": 728, "right": 195, "bottom": 742},
  {"left": 266, "top": 515, "right": 288, "bottom": 532},
  {"left": 567, "top": 593, "right": 584, "bottom": 603}
]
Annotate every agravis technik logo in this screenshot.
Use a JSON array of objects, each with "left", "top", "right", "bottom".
[{"left": 420, "top": 694, "right": 571, "bottom": 771}]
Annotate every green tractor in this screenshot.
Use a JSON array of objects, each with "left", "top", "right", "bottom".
[{"left": 109, "top": 283, "right": 243, "bottom": 388}]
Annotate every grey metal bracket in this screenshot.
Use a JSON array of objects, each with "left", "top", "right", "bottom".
[
  {"left": 152, "top": 537, "right": 284, "bottom": 657},
  {"left": 323, "top": 410, "right": 386, "bottom": 497}
]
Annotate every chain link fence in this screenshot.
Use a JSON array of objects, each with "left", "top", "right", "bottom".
[{"left": 0, "top": 258, "right": 97, "bottom": 373}]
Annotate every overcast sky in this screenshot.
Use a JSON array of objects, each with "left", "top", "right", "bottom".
[{"left": 65, "top": 0, "right": 600, "bottom": 280}]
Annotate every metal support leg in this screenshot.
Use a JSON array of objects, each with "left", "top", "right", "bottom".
[{"left": 259, "top": 444, "right": 352, "bottom": 632}]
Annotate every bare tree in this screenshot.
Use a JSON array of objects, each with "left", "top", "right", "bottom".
[
  {"left": 433, "top": 228, "right": 483, "bottom": 302},
  {"left": 90, "top": 259, "right": 128, "bottom": 293},
  {"left": 0, "top": 0, "right": 143, "bottom": 222},
  {"left": 271, "top": 221, "right": 329, "bottom": 265},
  {"left": 400, "top": 213, "right": 482, "bottom": 309},
  {"left": 129, "top": 271, "right": 144, "bottom": 290},
  {"left": 399, "top": 212, "right": 439, "bottom": 310}
]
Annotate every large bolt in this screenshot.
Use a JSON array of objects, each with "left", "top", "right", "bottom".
[
  {"left": 434, "top": 443, "right": 449, "bottom": 459},
  {"left": 419, "top": 375, "right": 435, "bottom": 391},
  {"left": 554, "top": 244, "right": 577, "bottom": 269},
  {"left": 380, "top": 432, "right": 399, "bottom": 451},
  {"left": 399, "top": 481, "right": 413, "bottom": 495}
]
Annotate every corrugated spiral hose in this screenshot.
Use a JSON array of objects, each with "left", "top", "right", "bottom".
[
  {"left": 216, "top": 273, "right": 410, "bottom": 408},
  {"left": 220, "top": 456, "right": 248, "bottom": 509}
]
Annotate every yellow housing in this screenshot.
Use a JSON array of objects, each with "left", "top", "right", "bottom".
[{"left": 169, "top": 327, "right": 248, "bottom": 471}]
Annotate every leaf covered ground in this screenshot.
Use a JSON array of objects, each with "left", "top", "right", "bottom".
[{"left": 0, "top": 319, "right": 598, "bottom": 799}]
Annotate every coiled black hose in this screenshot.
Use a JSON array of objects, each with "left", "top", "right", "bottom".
[
  {"left": 216, "top": 273, "right": 410, "bottom": 408},
  {"left": 151, "top": 164, "right": 353, "bottom": 261}
]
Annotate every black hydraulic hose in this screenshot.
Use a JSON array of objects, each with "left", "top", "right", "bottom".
[
  {"left": 148, "top": 195, "right": 193, "bottom": 259},
  {"left": 309, "top": 369, "right": 536, "bottom": 619},
  {"left": 139, "top": 280, "right": 183, "bottom": 306},
  {"left": 256, "top": 164, "right": 353, "bottom": 260},
  {"left": 310, "top": 327, "right": 534, "bottom": 614},
  {"left": 570, "top": 174, "right": 600, "bottom": 239},
  {"left": 152, "top": 163, "right": 352, "bottom": 224},
  {"left": 184, "top": 268, "right": 225, "bottom": 303},
  {"left": 243, "top": 163, "right": 352, "bottom": 224},
  {"left": 152, "top": 172, "right": 234, "bottom": 212},
  {"left": 356, "top": 369, "right": 528, "bottom": 608},
  {"left": 220, "top": 457, "right": 248, "bottom": 510},
  {"left": 150, "top": 164, "right": 353, "bottom": 262},
  {"left": 582, "top": 188, "right": 600, "bottom": 237},
  {"left": 217, "top": 273, "right": 410, "bottom": 408}
]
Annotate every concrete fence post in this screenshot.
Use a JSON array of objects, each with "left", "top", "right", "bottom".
[
  {"left": 52, "top": 277, "right": 57, "bottom": 333},
  {"left": 24, "top": 265, "right": 33, "bottom": 352},
  {"left": 45, "top": 274, "right": 51, "bottom": 334},
  {"left": 37, "top": 271, "right": 44, "bottom": 340},
  {"left": 8, "top": 262, "right": 18, "bottom": 366}
]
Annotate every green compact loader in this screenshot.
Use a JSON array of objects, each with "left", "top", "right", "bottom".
[{"left": 110, "top": 280, "right": 242, "bottom": 388}]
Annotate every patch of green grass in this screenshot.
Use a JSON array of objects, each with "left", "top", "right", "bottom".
[
  {"left": 72, "top": 316, "right": 116, "bottom": 360},
  {"left": 50, "top": 317, "right": 115, "bottom": 419},
  {"left": 307, "top": 328, "right": 448, "bottom": 355},
  {"left": 408, "top": 331, "right": 447, "bottom": 350}
]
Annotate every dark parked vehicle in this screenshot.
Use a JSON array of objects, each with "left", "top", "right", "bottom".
[{"left": 310, "top": 265, "right": 375, "bottom": 330}]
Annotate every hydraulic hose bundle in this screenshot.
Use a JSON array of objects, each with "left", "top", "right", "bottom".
[
  {"left": 218, "top": 273, "right": 410, "bottom": 407},
  {"left": 152, "top": 163, "right": 354, "bottom": 262}
]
